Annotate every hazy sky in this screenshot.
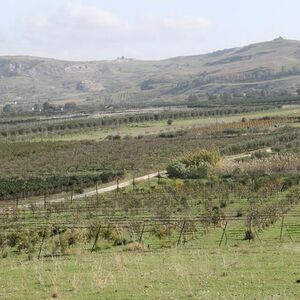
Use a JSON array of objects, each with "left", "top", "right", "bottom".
[{"left": 0, "top": 0, "right": 299, "bottom": 60}]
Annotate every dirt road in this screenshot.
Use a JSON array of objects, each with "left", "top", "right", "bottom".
[
  {"left": 22, "top": 171, "right": 167, "bottom": 208},
  {"left": 10, "top": 147, "right": 272, "bottom": 209}
]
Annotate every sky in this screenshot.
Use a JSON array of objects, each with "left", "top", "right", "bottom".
[{"left": 0, "top": 0, "right": 300, "bottom": 61}]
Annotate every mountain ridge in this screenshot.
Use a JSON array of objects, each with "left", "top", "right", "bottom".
[{"left": 1, "top": 38, "right": 300, "bottom": 107}]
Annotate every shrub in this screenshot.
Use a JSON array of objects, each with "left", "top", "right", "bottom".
[
  {"left": 105, "top": 135, "right": 121, "bottom": 140},
  {"left": 187, "top": 163, "right": 213, "bottom": 179},
  {"left": 0, "top": 233, "right": 5, "bottom": 249},
  {"left": 74, "top": 187, "right": 84, "bottom": 194},
  {"left": 6, "top": 231, "right": 20, "bottom": 248},
  {"left": 251, "top": 150, "right": 271, "bottom": 159},
  {"left": 158, "top": 130, "right": 186, "bottom": 138},
  {"left": 236, "top": 209, "right": 243, "bottom": 217},
  {"left": 64, "top": 229, "right": 85, "bottom": 246},
  {"left": 244, "top": 230, "right": 255, "bottom": 241},
  {"left": 167, "top": 162, "right": 187, "bottom": 178},
  {"left": 219, "top": 199, "right": 227, "bottom": 208},
  {"left": 151, "top": 225, "right": 172, "bottom": 239},
  {"left": 113, "top": 238, "right": 128, "bottom": 246},
  {"left": 181, "top": 149, "right": 221, "bottom": 167},
  {"left": 167, "top": 149, "right": 221, "bottom": 179},
  {"left": 124, "top": 242, "right": 148, "bottom": 252},
  {"left": 1, "top": 250, "right": 8, "bottom": 259}
]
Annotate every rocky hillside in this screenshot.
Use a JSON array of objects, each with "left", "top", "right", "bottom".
[{"left": 1, "top": 38, "right": 300, "bottom": 106}]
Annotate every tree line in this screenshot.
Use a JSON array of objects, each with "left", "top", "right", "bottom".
[
  {"left": 0, "top": 107, "right": 256, "bottom": 138},
  {"left": 0, "top": 170, "right": 123, "bottom": 200}
]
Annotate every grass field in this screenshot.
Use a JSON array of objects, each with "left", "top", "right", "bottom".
[
  {"left": 1, "top": 171, "right": 300, "bottom": 299},
  {"left": 0, "top": 243, "right": 299, "bottom": 299}
]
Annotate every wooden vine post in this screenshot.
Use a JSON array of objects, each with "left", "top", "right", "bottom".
[
  {"left": 38, "top": 228, "right": 47, "bottom": 259},
  {"left": 280, "top": 216, "right": 285, "bottom": 241},
  {"left": 139, "top": 222, "right": 146, "bottom": 244},
  {"left": 177, "top": 221, "right": 186, "bottom": 246},
  {"left": 219, "top": 222, "right": 228, "bottom": 247},
  {"left": 117, "top": 177, "right": 120, "bottom": 192},
  {"left": 91, "top": 225, "right": 102, "bottom": 252}
]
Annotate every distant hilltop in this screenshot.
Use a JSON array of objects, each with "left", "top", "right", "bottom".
[{"left": 1, "top": 38, "right": 300, "bottom": 107}]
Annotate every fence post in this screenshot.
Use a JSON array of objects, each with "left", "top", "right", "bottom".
[
  {"left": 219, "top": 222, "right": 228, "bottom": 247},
  {"left": 44, "top": 192, "right": 47, "bottom": 210},
  {"left": 58, "top": 228, "right": 64, "bottom": 256},
  {"left": 38, "top": 229, "right": 47, "bottom": 259},
  {"left": 157, "top": 172, "right": 161, "bottom": 184},
  {"left": 177, "top": 221, "right": 186, "bottom": 246},
  {"left": 70, "top": 190, "right": 74, "bottom": 204},
  {"left": 280, "top": 216, "right": 285, "bottom": 241},
  {"left": 287, "top": 228, "right": 293, "bottom": 242},
  {"left": 254, "top": 229, "right": 261, "bottom": 242},
  {"left": 117, "top": 177, "right": 120, "bottom": 192},
  {"left": 91, "top": 225, "right": 101, "bottom": 252},
  {"left": 139, "top": 222, "right": 146, "bottom": 244},
  {"left": 132, "top": 174, "right": 135, "bottom": 191},
  {"left": 248, "top": 217, "right": 253, "bottom": 244}
]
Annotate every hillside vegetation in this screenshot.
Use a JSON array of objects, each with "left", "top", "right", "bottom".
[{"left": 2, "top": 38, "right": 300, "bottom": 108}]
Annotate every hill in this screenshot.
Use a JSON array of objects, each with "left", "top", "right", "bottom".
[{"left": 1, "top": 37, "right": 300, "bottom": 107}]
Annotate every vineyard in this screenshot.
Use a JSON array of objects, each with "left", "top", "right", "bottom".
[
  {"left": 1, "top": 112, "right": 300, "bottom": 299},
  {"left": 1, "top": 158, "right": 300, "bottom": 255}
]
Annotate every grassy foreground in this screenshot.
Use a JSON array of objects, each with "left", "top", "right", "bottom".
[{"left": 0, "top": 243, "right": 300, "bottom": 300}]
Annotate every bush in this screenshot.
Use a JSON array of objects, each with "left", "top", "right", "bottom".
[
  {"left": 244, "top": 230, "right": 255, "bottom": 241},
  {"left": 74, "top": 187, "right": 84, "bottom": 194},
  {"left": 135, "top": 135, "right": 144, "bottom": 139},
  {"left": 219, "top": 199, "right": 227, "bottom": 208},
  {"left": 63, "top": 229, "right": 85, "bottom": 246},
  {"left": 123, "top": 242, "right": 148, "bottom": 252},
  {"left": 187, "top": 163, "right": 213, "bottom": 179},
  {"left": 167, "top": 162, "right": 187, "bottom": 178},
  {"left": 181, "top": 149, "right": 221, "bottom": 167},
  {"left": 6, "top": 231, "right": 20, "bottom": 248},
  {"left": 105, "top": 135, "right": 121, "bottom": 140},
  {"left": 113, "top": 238, "right": 128, "bottom": 246},
  {"left": 158, "top": 130, "right": 186, "bottom": 138},
  {"left": 251, "top": 150, "right": 271, "bottom": 159},
  {"left": 167, "top": 149, "right": 221, "bottom": 179},
  {"left": 236, "top": 209, "right": 243, "bottom": 217},
  {"left": 1, "top": 250, "right": 8, "bottom": 259},
  {"left": 151, "top": 225, "right": 172, "bottom": 239}
]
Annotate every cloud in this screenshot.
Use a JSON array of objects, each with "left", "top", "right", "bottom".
[
  {"left": 11, "top": 1, "right": 213, "bottom": 60},
  {"left": 66, "top": 1, "right": 126, "bottom": 29},
  {"left": 27, "top": 1, "right": 129, "bottom": 38},
  {"left": 18, "top": 1, "right": 132, "bottom": 59},
  {"left": 163, "top": 16, "right": 212, "bottom": 31}
]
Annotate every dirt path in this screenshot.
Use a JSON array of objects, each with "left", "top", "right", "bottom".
[
  {"left": 226, "top": 147, "right": 272, "bottom": 161},
  {"left": 21, "top": 171, "right": 167, "bottom": 208},
  {"left": 6, "top": 147, "right": 272, "bottom": 209}
]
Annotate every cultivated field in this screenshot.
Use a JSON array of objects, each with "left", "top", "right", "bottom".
[{"left": 1, "top": 108, "right": 300, "bottom": 299}]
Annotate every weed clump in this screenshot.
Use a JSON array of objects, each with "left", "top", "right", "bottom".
[{"left": 244, "top": 230, "right": 255, "bottom": 241}]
